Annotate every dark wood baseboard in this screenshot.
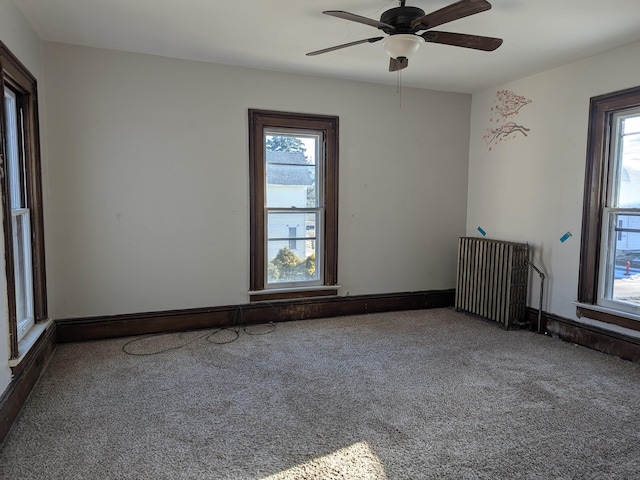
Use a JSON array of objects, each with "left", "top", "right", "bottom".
[
  {"left": 0, "top": 322, "right": 57, "bottom": 445},
  {"left": 526, "top": 307, "right": 640, "bottom": 363},
  {"left": 56, "top": 289, "right": 456, "bottom": 343}
]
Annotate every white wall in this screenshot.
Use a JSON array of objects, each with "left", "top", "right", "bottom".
[
  {"left": 467, "top": 40, "right": 640, "bottom": 321},
  {"left": 0, "top": 0, "right": 49, "bottom": 398},
  {"left": 43, "top": 43, "right": 472, "bottom": 319}
]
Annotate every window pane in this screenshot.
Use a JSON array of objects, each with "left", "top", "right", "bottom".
[
  {"left": 608, "top": 213, "right": 640, "bottom": 307},
  {"left": 4, "top": 89, "right": 26, "bottom": 210},
  {"left": 265, "top": 133, "right": 319, "bottom": 208},
  {"left": 12, "top": 210, "right": 34, "bottom": 341},
  {"left": 267, "top": 211, "right": 319, "bottom": 284}
]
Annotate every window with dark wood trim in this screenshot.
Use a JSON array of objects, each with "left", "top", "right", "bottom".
[
  {"left": 578, "top": 85, "right": 640, "bottom": 331},
  {"left": 249, "top": 109, "right": 338, "bottom": 301},
  {"left": 0, "top": 42, "right": 47, "bottom": 357}
]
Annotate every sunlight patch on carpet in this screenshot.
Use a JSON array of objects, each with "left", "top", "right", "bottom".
[{"left": 262, "top": 441, "right": 387, "bottom": 479}]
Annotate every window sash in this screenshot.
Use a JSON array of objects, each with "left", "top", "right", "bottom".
[
  {"left": 608, "top": 111, "right": 640, "bottom": 208},
  {"left": 265, "top": 208, "right": 323, "bottom": 288},
  {"left": 4, "top": 88, "right": 27, "bottom": 209},
  {"left": 12, "top": 209, "right": 34, "bottom": 341},
  {"left": 599, "top": 210, "right": 640, "bottom": 311},
  {"left": 264, "top": 129, "right": 323, "bottom": 210}
]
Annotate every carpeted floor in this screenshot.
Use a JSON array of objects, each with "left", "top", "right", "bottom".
[{"left": 1, "top": 308, "right": 640, "bottom": 479}]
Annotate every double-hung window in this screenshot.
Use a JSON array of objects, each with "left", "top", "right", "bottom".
[
  {"left": 598, "top": 110, "right": 640, "bottom": 312},
  {"left": 0, "top": 42, "right": 47, "bottom": 358},
  {"left": 249, "top": 110, "right": 338, "bottom": 301},
  {"left": 4, "top": 87, "right": 35, "bottom": 341},
  {"left": 579, "top": 86, "right": 640, "bottom": 325}
]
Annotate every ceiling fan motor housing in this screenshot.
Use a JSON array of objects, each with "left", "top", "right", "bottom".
[{"left": 380, "top": 6, "right": 426, "bottom": 33}]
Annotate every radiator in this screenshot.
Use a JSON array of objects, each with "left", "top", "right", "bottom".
[{"left": 455, "top": 237, "right": 529, "bottom": 328}]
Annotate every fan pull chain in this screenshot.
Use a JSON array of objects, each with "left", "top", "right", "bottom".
[{"left": 396, "top": 70, "right": 403, "bottom": 108}]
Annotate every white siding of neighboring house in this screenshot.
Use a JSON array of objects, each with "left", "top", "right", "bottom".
[
  {"left": 615, "top": 143, "right": 640, "bottom": 252},
  {"left": 267, "top": 185, "right": 309, "bottom": 262},
  {"left": 615, "top": 216, "right": 640, "bottom": 252}
]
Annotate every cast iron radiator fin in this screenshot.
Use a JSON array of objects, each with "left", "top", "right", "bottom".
[{"left": 455, "top": 237, "right": 529, "bottom": 329}]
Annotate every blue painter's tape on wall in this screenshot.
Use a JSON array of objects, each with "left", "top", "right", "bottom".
[
  {"left": 477, "top": 227, "right": 487, "bottom": 237},
  {"left": 560, "top": 231, "right": 572, "bottom": 243}
]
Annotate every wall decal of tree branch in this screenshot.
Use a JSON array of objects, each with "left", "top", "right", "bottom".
[{"left": 483, "top": 90, "right": 532, "bottom": 151}]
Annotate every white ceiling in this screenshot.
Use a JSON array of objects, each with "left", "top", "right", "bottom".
[{"left": 14, "top": 0, "right": 640, "bottom": 93}]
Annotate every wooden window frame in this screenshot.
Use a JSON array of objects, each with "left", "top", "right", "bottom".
[
  {"left": 248, "top": 109, "right": 338, "bottom": 301},
  {"left": 0, "top": 42, "right": 48, "bottom": 357},
  {"left": 578, "top": 85, "right": 640, "bottom": 330}
]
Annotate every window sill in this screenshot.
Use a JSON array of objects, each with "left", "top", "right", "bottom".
[
  {"left": 575, "top": 302, "right": 640, "bottom": 335},
  {"left": 8, "top": 319, "right": 53, "bottom": 369},
  {"left": 249, "top": 285, "right": 340, "bottom": 302}
]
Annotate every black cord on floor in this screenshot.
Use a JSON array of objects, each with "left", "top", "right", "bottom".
[{"left": 121, "top": 304, "right": 276, "bottom": 356}]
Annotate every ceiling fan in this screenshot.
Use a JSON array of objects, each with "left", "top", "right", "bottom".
[{"left": 306, "top": 0, "right": 503, "bottom": 72}]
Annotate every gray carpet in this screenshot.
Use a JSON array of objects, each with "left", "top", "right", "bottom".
[{"left": 2, "top": 308, "right": 640, "bottom": 479}]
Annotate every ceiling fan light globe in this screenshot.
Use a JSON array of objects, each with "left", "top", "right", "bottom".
[{"left": 382, "top": 34, "right": 424, "bottom": 59}]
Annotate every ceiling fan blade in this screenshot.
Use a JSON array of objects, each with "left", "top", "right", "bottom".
[
  {"left": 306, "top": 37, "right": 384, "bottom": 56},
  {"left": 422, "top": 31, "right": 503, "bottom": 51},
  {"left": 411, "top": 0, "right": 492, "bottom": 30},
  {"left": 389, "top": 57, "right": 409, "bottom": 72},
  {"left": 323, "top": 10, "right": 396, "bottom": 32}
]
